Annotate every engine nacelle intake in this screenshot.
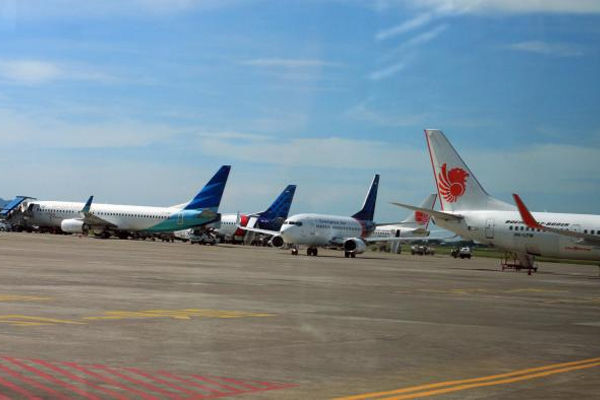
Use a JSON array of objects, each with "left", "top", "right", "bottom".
[
  {"left": 271, "top": 235, "right": 285, "bottom": 248},
  {"left": 344, "top": 237, "right": 367, "bottom": 254},
  {"left": 60, "top": 219, "right": 88, "bottom": 234}
]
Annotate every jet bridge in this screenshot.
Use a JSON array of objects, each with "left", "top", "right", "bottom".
[{"left": 0, "top": 196, "right": 36, "bottom": 229}]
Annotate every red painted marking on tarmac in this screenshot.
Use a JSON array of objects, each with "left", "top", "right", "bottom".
[
  {"left": 0, "top": 356, "right": 296, "bottom": 399},
  {"left": 60, "top": 361, "right": 160, "bottom": 400},
  {"left": 2, "top": 357, "right": 101, "bottom": 400},
  {"left": 91, "top": 364, "right": 185, "bottom": 400},
  {"left": 124, "top": 367, "right": 201, "bottom": 397},
  {"left": 0, "top": 363, "right": 66, "bottom": 399},
  {"left": 190, "top": 375, "right": 242, "bottom": 393},
  {"left": 158, "top": 371, "right": 222, "bottom": 397},
  {"left": 0, "top": 374, "right": 40, "bottom": 399},
  {"left": 209, "top": 376, "right": 260, "bottom": 391},
  {"left": 30, "top": 359, "right": 127, "bottom": 400}
]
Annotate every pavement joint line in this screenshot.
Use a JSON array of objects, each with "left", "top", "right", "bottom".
[{"left": 334, "top": 356, "right": 600, "bottom": 400}]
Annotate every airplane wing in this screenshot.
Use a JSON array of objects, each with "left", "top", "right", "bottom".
[
  {"left": 79, "top": 196, "right": 118, "bottom": 228},
  {"left": 390, "top": 202, "right": 463, "bottom": 222},
  {"left": 237, "top": 225, "right": 279, "bottom": 237},
  {"left": 513, "top": 194, "right": 600, "bottom": 246},
  {"left": 363, "top": 236, "right": 432, "bottom": 243}
]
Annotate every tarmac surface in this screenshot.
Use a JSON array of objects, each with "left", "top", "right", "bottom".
[{"left": 0, "top": 233, "right": 598, "bottom": 399}]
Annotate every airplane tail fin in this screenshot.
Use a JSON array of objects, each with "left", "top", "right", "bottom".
[
  {"left": 425, "top": 129, "right": 514, "bottom": 212},
  {"left": 258, "top": 185, "right": 297, "bottom": 221},
  {"left": 352, "top": 174, "right": 379, "bottom": 221},
  {"left": 401, "top": 193, "right": 437, "bottom": 229},
  {"left": 183, "top": 165, "right": 231, "bottom": 211}
]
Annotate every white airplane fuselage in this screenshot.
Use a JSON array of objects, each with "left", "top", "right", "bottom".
[
  {"left": 280, "top": 213, "right": 370, "bottom": 246},
  {"left": 28, "top": 201, "right": 209, "bottom": 232},
  {"left": 437, "top": 210, "right": 600, "bottom": 261},
  {"left": 370, "top": 225, "right": 427, "bottom": 240}
]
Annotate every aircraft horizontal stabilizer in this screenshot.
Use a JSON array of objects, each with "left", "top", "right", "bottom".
[
  {"left": 364, "top": 236, "right": 432, "bottom": 243},
  {"left": 513, "top": 194, "right": 600, "bottom": 245},
  {"left": 237, "top": 225, "right": 279, "bottom": 237},
  {"left": 390, "top": 202, "right": 463, "bottom": 222}
]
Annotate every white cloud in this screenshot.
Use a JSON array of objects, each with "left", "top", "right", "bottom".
[
  {"left": 0, "top": 0, "right": 248, "bottom": 20},
  {"left": 0, "top": 108, "right": 178, "bottom": 148},
  {"left": 401, "top": 24, "right": 448, "bottom": 48},
  {"left": 0, "top": 59, "right": 115, "bottom": 85},
  {"left": 198, "top": 134, "right": 427, "bottom": 169},
  {"left": 368, "top": 60, "right": 409, "bottom": 80},
  {"left": 345, "top": 102, "right": 428, "bottom": 126},
  {"left": 369, "top": 25, "right": 446, "bottom": 80},
  {"left": 0, "top": 60, "right": 61, "bottom": 84},
  {"left": 385, "top": 0, "right": 600, "bottom": 15},
  {"left": 376, "top": 13, "right": 434, "bottom": 40},
  {"left": 506, "top": 41, "right": 585, "bottom": 57}
]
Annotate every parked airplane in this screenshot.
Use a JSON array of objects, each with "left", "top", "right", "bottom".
[
  {"left": 214, "top": 184, "right": 297, "bottom": 242},
  {"left": 371, "top": 193, "right": 437, "bottom": 252},
  {"left": 393, "top": 130, "right": 600, "bottom": 268},
  {"left": 242, "top": 174, "right": 413, "bottom": 258},
  {"left": 24, "top": 165, "right": 231, "bottom": 237}
]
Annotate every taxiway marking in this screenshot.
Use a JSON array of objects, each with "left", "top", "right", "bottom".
[
  {"left": 0, "top": 309, "right": 274, "bottom": 327},
  {"left": 335, "top": 356, "right": 600, "bottom": 400}
]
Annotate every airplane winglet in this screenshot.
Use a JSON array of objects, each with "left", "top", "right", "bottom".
[
  {"left": 512, "top": 194, "right": 543, "bottom": 229},
  {"left": 81, "top": 195, "right": 94, "bottom": 214}
]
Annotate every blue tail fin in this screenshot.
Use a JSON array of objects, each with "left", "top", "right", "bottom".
[
  {"left": 259, "top": 185, "right": 297, "bottom": 220},
  {"left": 351, "top": 174, "right": 379, "bottom": 221},
  {"left": 184, "top": 165, "right": 231, "bottom": 211}
]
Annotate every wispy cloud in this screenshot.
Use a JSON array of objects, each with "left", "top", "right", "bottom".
[
  {"left": 506, "top": 41, "right": 585, "bottom": 57},
  {"left": 376, "top": 13, "right": 433, "bottom": 40},
  {"left": 241, "top": 58, "right": 342, "bottom": 68},
  {"left": 0, "top": 0, "right": 248, "bottom": 20},
  {"left": 0, "top": 59, "right": 115, "bottom": 85},
  {"left": 198, "top": 134, "right": 426, "bottom": 169},
  {"left": 400, "top": 0, "right": 600, "bottom": 15},
  {"left": 370, "top": 25, "right": 446, "bottom": 80},
  {"left": 0, "top": 108, "right": 178, "bottom": 148},
  {"left": 345, "top": 101, "right": 428, "bottom": 126},
  {"left": 368, "top": 58, "right": 411, "bottom": 81},
  {"left": 401, "top": 24, "right": 448, "bottom": 48}
]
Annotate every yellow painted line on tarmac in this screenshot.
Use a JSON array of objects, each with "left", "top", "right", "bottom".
[
  {"left": 83, "top": 308, "right": 275, "bottom": 321},
  {"left": 0, "top": 309, "right": 274, "bottom": 327},
  {"left": 0, "top": 315, "right": 85, "bottom": 327},
  {"left": 0, "top": 295, "right": 52, "bottom": 302},
  {"left": 334, "top": 357, "right": 600, "bottom": 400}
]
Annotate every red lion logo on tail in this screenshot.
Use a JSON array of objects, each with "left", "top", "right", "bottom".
[
  {"left": 438, "top": 163, "right": 469, "bottom": 203},
  {"left": 414, "top": 211, "right": 430, "bottom": 226}
]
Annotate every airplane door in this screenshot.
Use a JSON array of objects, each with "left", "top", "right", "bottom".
[
  {"left": 177, "top": 211, "right": 184, "bottom": 225},
  {"left": 485, "top": 218, "right": 494, "bottom": 239}
]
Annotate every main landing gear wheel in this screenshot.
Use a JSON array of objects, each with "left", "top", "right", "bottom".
[
  {"left": 345, "top": 251, "right": 355, "bottom": 258},
  {"left": 291, "top": 248, "right": 299, "bottom": 256},
  {"left": 307, "top": 248, "right": 318, "bottom": 256}
]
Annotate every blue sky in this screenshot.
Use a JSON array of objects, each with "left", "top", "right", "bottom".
[{"left": 0, "top": 0, "right": 599, "bottom": 220}]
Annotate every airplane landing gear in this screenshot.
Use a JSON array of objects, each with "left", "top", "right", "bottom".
[
  {"left": 291, "top": 247, "right": 299, "bottom": 256},
  {"left": 344, "top": 251, "right": 356, "bottom": 258},
  {"left": 307, "top": 247, "right": 318, "bottom": 256}
]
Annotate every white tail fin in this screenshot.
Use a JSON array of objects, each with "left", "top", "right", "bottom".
[
  {"left": 401, "top": 193, "right": 437, "bottom": 228},
  {"left": 425, "top": 129, "right": 514, "bottom": 212}
]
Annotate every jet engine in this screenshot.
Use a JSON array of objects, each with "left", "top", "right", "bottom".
[
  {"left": 344, "top": 237, "right": 367, "bottom": 254},
  {"left": 270, "top": 235, "right": 285, "bottom": 248},
  {"left": 60, "top": 219, "right": 88, "bottom": 234}
]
